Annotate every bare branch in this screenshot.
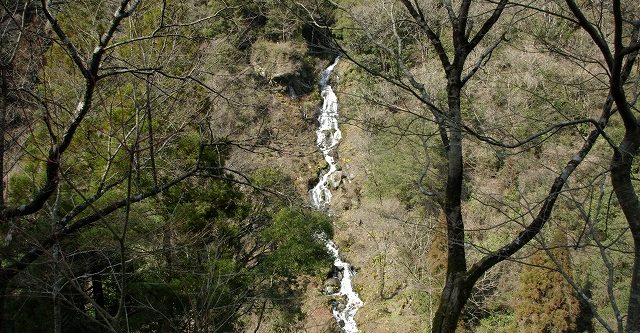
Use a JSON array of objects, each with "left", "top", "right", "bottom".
[
  {"left": 461, "top": 33, "right": 506, "bottom": 84},
  {"left": 398, "top": 0, "right": 452, "bottom": 70},
  {"left": 467, "top": 0, "right": 508, "bottom": 51},
  {"left": 1, "top": 167, "right": 197, "bottom": 283},
  {"left": 536, "top": 234, "right": 617, "bottom": 333},
  {"left": 564, "top": 0, "right": 614, "bottom": 70},
  {"left": 464, "top": 118, "right": 619, "bottom": 152},
  {"left": 103, "top": 11, "right": 224, "bottom": 51},
  {"left": 40, "top": 0, "right": 88, "bottom": 77},
  {"left": 466, "top": 84, "right": 623, "bottom": 285}
]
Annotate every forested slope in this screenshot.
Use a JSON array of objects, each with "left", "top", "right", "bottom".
[{"left": 1, "top": 1, "right": 639, "bottom": 333}]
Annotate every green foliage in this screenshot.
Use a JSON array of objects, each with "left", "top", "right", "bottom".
[
  {"left": 198, "top": 141, "right": 231, "bottom": 176},
  {"left": 7, "top": 169, "right": 39, "bottom": 206},
  {"left": 1, "top": 0, "right": 341, "bottom": 332},
  {"left": 515, "top": 231, "right": 580, "bottom": 333},
  {"left": 251, "top": 166, "right": 298, "bottom": 199},
  {"left": 476, "top": 312, "right": 516, "bottom": 333},
  {"left": 206, "top": 0, "right": 334, "bottom": 50},
  {"left": 101, "top": 176, "right": 331, "bottom": 330},
  {"left": 4, "top": 175, "right": 333, "bottom": 331},
  {"left": 251, "top": 39, "right": 308, "bottom": 76},
  {"left": 260, "top": 208, "right": 332, "bottom": 277},
  {"left": 362, "top": 112, "right": 433, "bottom": 208}
]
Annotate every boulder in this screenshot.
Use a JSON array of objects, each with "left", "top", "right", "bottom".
[
  {"left": 323, "top": 277, "right": 340, "bottom": 295},
  {"left": 329, "top": 170, "right": 343, "bottom": 189},
  {"left": 249, "top": 40, "right": 314, "bottom": 95}
]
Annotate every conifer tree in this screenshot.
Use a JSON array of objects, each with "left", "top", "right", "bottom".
[{"left": 515, "top": 231, "right": 580, "bottom": 333}]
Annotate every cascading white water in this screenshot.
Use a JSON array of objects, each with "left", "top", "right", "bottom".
[
  {"left": 310, "top": 57, "right": 363, "bottom": 333},
  {"left": 320, "top": 234, "right": 364, "bottom": 333},
  {"left": 310, "top": 58, "right": 342, "bottom": 209}
]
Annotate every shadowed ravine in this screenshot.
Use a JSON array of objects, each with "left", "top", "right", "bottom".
[{"left": 310, "top": 57, "right": 363, "bottom": 333}]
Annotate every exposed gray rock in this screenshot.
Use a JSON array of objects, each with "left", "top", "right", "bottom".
[
  {"left": 329, "top": 170, "right": 343, "bottom": 190},
  {"left": 323, "top": 277, "right": 340, "bottom": 295}
]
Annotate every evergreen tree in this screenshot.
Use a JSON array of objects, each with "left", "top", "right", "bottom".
[{"left": 515, "top": 230, "right": 580, "bottom": 333}]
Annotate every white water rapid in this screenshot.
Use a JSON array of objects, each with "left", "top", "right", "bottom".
[
  {"left": 310, "top": 57, "right": 364, "bottom": 333},
  {"left": 310, "top": 58, "right": 342, "bottom": 209}
]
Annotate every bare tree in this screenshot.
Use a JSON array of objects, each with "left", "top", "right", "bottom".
[
  {"left": 323, "top": 0, "right": 640, "bottom": 331},
  {"left": 530, "top": 1, "right": 640, "bottom": 331},
  {"left": 0, "top": 0, "right": 225, "bottom": 330}
]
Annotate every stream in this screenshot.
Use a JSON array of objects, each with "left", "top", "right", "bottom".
[{"left": 310, "top": 57, "right": 364, "bottom": 333}]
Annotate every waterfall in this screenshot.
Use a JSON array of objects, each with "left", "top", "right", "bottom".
[
  {"left": 310, "top": 58, "right": 342, "bottom": 209},
  {"left": 310, "top": 57, "right": 363, "bottom": 333}
]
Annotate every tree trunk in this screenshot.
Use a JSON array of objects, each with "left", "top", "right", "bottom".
[
  {"left": 0, "top": 66, "right": 7, "bottom": 208},
  {"left": 0, "top": 276, "right": 11, "bottom": 333},
  {"left": 432, "top": 274, "right": 471, "bottom": 333},
  {"left": 431, "top": 72, "right": 469, "bottom": 333},
  {"left": 629, "top": 241, "right": 640, "bottom": 333},
  {"left": 52, "top": 226, "right": 61, "bottom": 333},
  {"left": 610, "top": 130, "right": 640, "bottom": 333},
  {"left": 92, "top": 272, "right": 105, "bottom": 310},
  {"left": 444, "top": 81, "right": 467, "bottom": 276}
]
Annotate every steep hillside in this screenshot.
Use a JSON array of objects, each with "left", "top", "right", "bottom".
[{"left": 1, "top": 1, "right": 639, "bottom": 333}]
